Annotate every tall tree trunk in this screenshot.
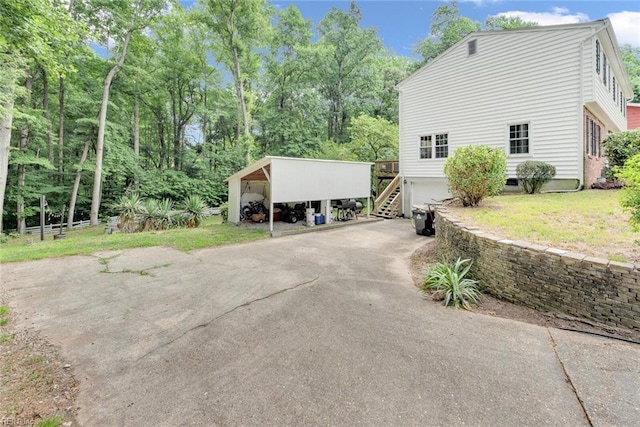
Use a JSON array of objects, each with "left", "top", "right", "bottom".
[
  {"left": 17, "top": 73, "right": 36, "bottom": 234},
  {"left": 90, "top": 31, "right": 132, "bottom": 225},
  {"left": 58, "top": 76, "right": 65, "bottom": 182},
  {"left": 0, "top": 97, "right": 13, "bottom": 235},
  {"left": 133, "top": 90, "right": 140, "bottom": 189},
  {"left": 231, "top": 46, "right": 250, "bottom": 165},
  {"left": 43, "top": 71, "right": 55, "bottom": 164},
  {"left": 67, "top": 139, "right": 90, "bottom": 230}
]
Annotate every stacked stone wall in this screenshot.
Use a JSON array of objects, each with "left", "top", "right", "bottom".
[{"left": 435, "top": 211, "right": 640, "bottom": 330}]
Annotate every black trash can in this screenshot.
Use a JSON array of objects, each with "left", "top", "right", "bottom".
[{"left": 412, "top": 206, "right": 436, "bottom": 236}]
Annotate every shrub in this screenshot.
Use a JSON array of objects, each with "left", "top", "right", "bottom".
[
  {"left": 444, "top": 145, "right": 507, "bottom": 206},
  {"left": 516, "top": 160, "right": 557, "bottom": 194},
  {"left": 420, "top": 258, "right": 482, "bottom": 310},
  {"left": 182, "top": 195, "right": 207, "bottom": 228},
  {"left": 616, "top": 153, "right": 640, "bottom": 230},
  {"left": 602, "top": 130, "right": 640, "bottom": 170},
  {"left": 111, "top": 192, "right": 143, "bottom": 233},
  {"left": 220, "top": 202, "right": 229, "bottom": 223}
]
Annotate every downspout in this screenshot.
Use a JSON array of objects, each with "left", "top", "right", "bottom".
[{"left": 543, "top": 27, "right": 606, "bottom": 194}]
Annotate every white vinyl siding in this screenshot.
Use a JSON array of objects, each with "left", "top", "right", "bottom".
[{"left": 399, "top": 28, "right": 588, "bottom": 180}]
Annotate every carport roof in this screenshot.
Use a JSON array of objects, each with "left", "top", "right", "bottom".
[{"left": 225, "top": 156, "right": 372, "bottom": 182}]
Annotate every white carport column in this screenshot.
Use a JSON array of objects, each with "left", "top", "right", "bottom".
[
  {"left": 269, "top": 200, "right": 274, "bottom": 233},
  {"left": 367, "top": 197, "right": 370, "bottom": 219},
  {"left": 324, "top": 200, "right": 332, "bottom": 224}
]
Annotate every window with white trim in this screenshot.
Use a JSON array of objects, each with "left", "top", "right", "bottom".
[
  {"left": 613, "top": 77, "right": 616, "bottom": 102},
  {"left": 509, "top": 123, "right": 529, "bottom": 155},
  {"left": 435, "top": 134, "right": 448, "bottom": 158},
  {"left": 595, "top": 40, "right": 600, "bottom": 74},
  {"left": 419, "top": 135, "right": 432, "bottom": 159},
  {"left": 603, "top": 54, "right": 607, "bottom": 86},
  {"left": 468, "top": 39, "right": 477, "bottom": 56}
]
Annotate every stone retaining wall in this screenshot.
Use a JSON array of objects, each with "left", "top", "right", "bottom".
[{"left": 435, "top": 210, "right": 640, "bottom": 331}]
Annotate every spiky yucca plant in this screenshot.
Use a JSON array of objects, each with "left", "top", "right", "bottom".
[
  {"left": 182, "top": 195, "right": 206, "bottom": 228},
  {"left": 154, "top": 198, "right": 173, "bottom": 230},
  {"left": 138, "top": 198, "right": 159, "bottom": 232},
  {"left": 420, "top": 258, "right": 482, "bottom": 310},
  {"left": 112, "top": 193, "right": 143, "bottom": 233}
]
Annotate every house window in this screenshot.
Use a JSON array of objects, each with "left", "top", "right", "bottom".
[
  {"left": 468, "top": 39, "right": 477, "bottom": 56},
  {"left": 435, "top": 134, "right": 448, "bottom": 158},
  {"left": 585, "top": 116, "right": 601, "bottom": 157},
  {"left": 613, "top": 77, "right": 616, "bottom": 102},
  {"left": 603, "top": 54, "right": 607, "bottom": 86},
  {"left": 509, "top": 123, "right": 529, "bottom": 154},
  {"left": 420, "top": 135, "right": 432, "bottom": 159},
  {"left": 595, "top": 40, "right": 600, "bottom": 74}
]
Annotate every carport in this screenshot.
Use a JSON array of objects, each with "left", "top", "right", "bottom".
[{"left": 226, "top": 156, "right": 372, "bottom": 232}]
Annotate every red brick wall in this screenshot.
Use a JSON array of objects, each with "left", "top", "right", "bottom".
[
  {"left": 627, "top": 104, "right": 640, "bottom": 130},
  {"left": 583, "top": 108, "right": 607, "bottom": 187}
]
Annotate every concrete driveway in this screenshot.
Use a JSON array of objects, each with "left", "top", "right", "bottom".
[{"left": 2, "top": 220, "right": 638, "bottom": 426}]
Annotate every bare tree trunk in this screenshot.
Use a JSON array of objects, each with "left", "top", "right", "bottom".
[
  {"left": 133, "top": 90, "right": 140, "bottom": 189},
  {"left": 90, "top": 31, "right": 132, "bottom": 225},
  {"left": 43, "top": 71, "right": 55, "bottom": 164},
  {"left": 17, "top": 74, "right": 36, "bottom": 234},
  {"left": 67, "top": 139, "right": 90, "bottom": 230},
  {"left": 232, "top": 47, "right": 250, "bottom": 165},
  {"left": 0, "top": 96, "right": 13, "bottom": 235},
  {"left": 58, "top": 76, "right": 65, "bottom": 182}
]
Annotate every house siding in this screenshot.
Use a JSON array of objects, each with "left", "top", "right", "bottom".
[
  {"left": 627, "top": 104, "right": 640, "bottom": 130},
  {"left": 399, "top": 27, "right": 590, "bottom": 183},
  {"left": 583, "top": 107, "right": 608, "bottom": 187}
]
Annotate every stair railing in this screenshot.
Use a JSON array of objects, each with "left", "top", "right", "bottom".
[{"left": 374, "top": 174, "right": 401, "bottom": 212}]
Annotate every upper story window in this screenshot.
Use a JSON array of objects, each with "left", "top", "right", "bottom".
[
  {"left": 419, "top": 135, "right": 432, "bottom": 159},
  {"left": 595, "top": 40, "right": 600, "bottom": 74},
  {"left": 621, "top": 96, "right": 625, "bottom": 114},
  {"left": 435, "top": 134, "right": 449, "bottom": 158},
  {"left": 509, "top": 123, "right": 529, "bottom": 155},
  {"left": 468, "top": 39, "right": 477, "bottom": 56},
  {"left": 603, "top": 54, "right": 607, "bottom": 86},
  {"left": 613, "top": 77, "right": 616, "bottom": 102}
]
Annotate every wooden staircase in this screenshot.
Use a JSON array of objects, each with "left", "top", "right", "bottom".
[{"left": 372, "top": 175, "right": 401, "bottom": 219}]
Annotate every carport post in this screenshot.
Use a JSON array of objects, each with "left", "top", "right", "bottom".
[
  {"left": 367, "top": 197, "right": 370, "bottom": 218},
  {"left": 269, "top": 200, "right": 274, "bottom": 233}
]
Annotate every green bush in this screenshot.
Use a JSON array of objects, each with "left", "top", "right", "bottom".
[
  {"left": 182, "top": 195, "right": 207, "bottom": 228},
  {"left": 516, "top": 160, "right": 557, "bottom": 194},
  {"left": 602, "top": 130, "right": 640, "bottom": 170},
  {"left": 616, "top": 153, "right": 640, "bottom": 229},
  {"left": 444, "top": 145, "right": 507, "bottom": 206},
  {"left": 420, "top": 258, "right": 482, "bottom": 310}
]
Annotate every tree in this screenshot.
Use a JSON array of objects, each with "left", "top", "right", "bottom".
[
  {"left": 201, "top": 0, "right": 272, "bottom": 164},
  {"left": 620, "top": 45, "right": 640, "bottom": 103},
  {"left": 256, "top": 5, "right": 324, "bottom": 157},
  {"left": 414, "top": 1, "right": 481, "bottom": 64},
  {"left": 0, "top": 0, "right": 78, "bottom": 233},
  {"left": 485, "top": 16, "right": 537, "bottom": 30},
  {"left": 78, "top": 0, "right": 167, "bottom": 225},
  {"left": 444, "top": 145, "right": 507, "bottom": 207},
  {"left": 317, "top": 2, "right": 383, "bottom": 142},
  {"left": 348, "top": 114, "right": 397, "bottom": 162},
  {"left": 616, "top": 153, "right": 640, "bottom": 229}
]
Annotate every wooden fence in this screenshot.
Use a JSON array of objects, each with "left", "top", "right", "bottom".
[{"left": 24, "top": 219, "right": 94, "bottom": 235}]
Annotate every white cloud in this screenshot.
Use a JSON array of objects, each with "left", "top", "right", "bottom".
[
  {"left": 460, "top": 0, "right": 502, "bottom": 5},
  {"left": 493, "top": 9, "right": 589, "bottom": 26},
  {"left": 607, "top": 11, "right": 640, "bottom": 47}
]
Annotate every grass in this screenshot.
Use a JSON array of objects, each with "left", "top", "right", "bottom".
[
  {"left": 446, "top": 190, "right": 639, "bottom": 264},
  {"left": 0, "top": 216, "right": 269, "bottom": 263},
  {"left": 0, "top": 305, "right": 9, "bottom": 327},
  {"left": 37, "top": 416, "right": 63, "bottom": 427}
]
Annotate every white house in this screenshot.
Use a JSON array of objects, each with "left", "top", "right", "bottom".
[{"left": 397, "top": 19, "right": 633, "bottom": 215}]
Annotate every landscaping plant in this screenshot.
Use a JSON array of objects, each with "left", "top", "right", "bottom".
[
  {"left": 602, "top": 130, "right": 640, "bottom": 171},
  {"left": 444, "top": 145, "right": 507, "bottom": 206},
  {"left": 516, "top": 160, "right": 556, "bottom": 194},
  {"left": 420, "top": 258, "right": 482, "bottom": 310},
  {"left": 616, "top": 153, "right": 640, "bottom": 229},
  {"left": 182, "top": 195, "right": 207, "bottom": 228},
  {"left": 112, "top": 192, "right": 143, "bottom": 233}
]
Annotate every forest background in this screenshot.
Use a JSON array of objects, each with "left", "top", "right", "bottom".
[{"left": 1, "top": 0, "right": 639, "bottom": 233}]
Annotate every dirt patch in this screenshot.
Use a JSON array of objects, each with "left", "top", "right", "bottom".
[
  {"left": 411, "top": 240, "right": 640, "bottom": 344},
  {"left": 0, "top": 302, "right": 78, "bottom": 426}
]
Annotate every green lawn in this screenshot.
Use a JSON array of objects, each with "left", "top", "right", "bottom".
[
  {"left": 0, "top": 216, "right": 269, "bottom": 264},
  {"left": 445, "top": 190, "right": 639, "bottom": 264}
]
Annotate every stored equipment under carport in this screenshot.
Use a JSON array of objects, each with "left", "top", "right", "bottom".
[{"left": 412, "top": 206, "right": 436, "bottom": 236}]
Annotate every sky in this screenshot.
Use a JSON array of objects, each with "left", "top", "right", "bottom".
[{"left": 181, "top": 0, "right": 640, "bottom": 57}]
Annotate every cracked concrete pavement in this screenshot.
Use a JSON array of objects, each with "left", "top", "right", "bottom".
[{"left": 1, "top": 219, "right": 639, "bottom": 426}]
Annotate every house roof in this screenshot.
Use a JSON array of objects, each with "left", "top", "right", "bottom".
[{"left": 397, "top": 19, "right": 633, "bottom": 97}]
